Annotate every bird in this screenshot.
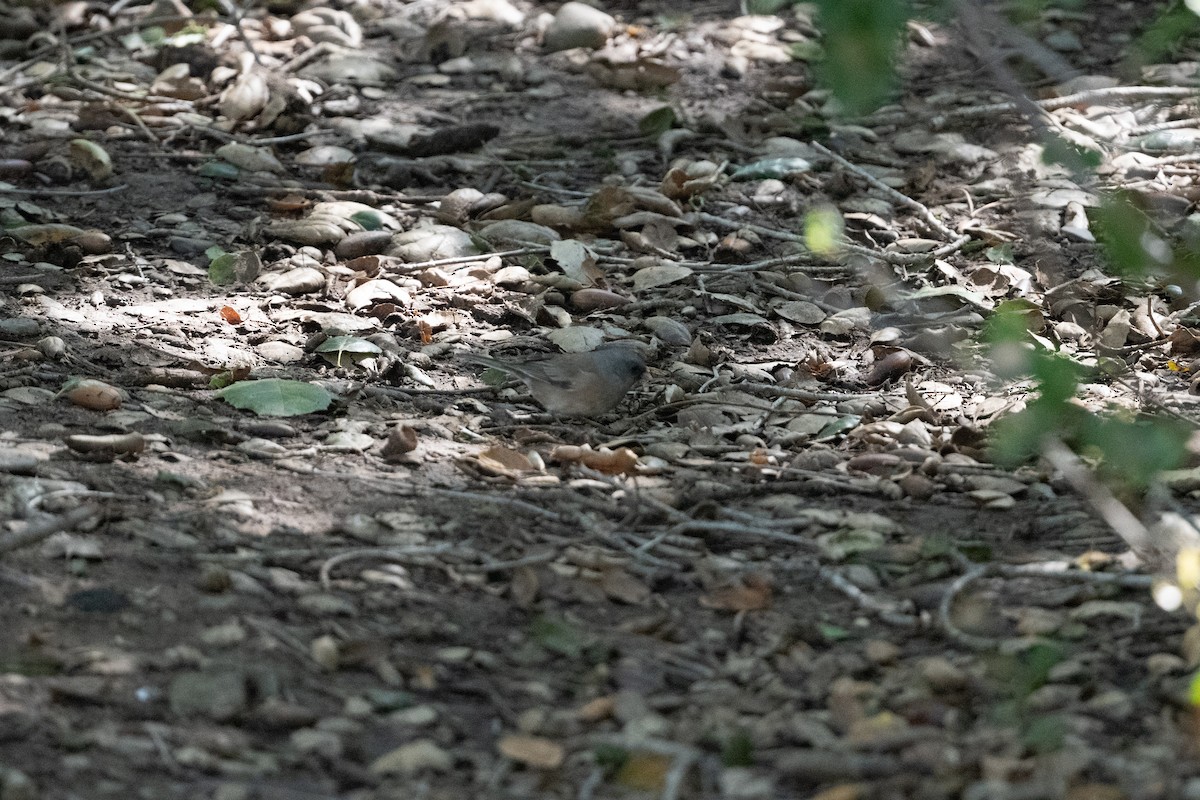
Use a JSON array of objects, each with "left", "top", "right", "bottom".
[{"left": 460, "top": 344, "right": 646, "bottom": 417}]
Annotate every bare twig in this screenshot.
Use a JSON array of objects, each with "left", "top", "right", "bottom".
[
  {"left": 1042, "top": 438, "right": 1151, "bottom": 554},
  {"left": 815, "top": 564, "right": 920, "bottom": 627},
  {"left": 811, "top": 141, "right": 961, "bottom": 241},
  {"left": 318, "top": 543, "right": 457, "bottom": 588},
  {"left": 0, "top": 185, "right": 129, "bottom": 197},
  {"left": 0, "top": 505, "right": 99, "bottom": 556}
]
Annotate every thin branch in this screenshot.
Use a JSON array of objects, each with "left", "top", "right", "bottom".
[{"left": 0, "top": 505, "right": 99, "bottom": 556}]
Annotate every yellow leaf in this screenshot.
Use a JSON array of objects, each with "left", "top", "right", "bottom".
[
  {"left": 615, "top": 752, "right": 671, "bottom": 791},
  {"left": 497, "top": 734, "right": 564, "bottom": 769}
]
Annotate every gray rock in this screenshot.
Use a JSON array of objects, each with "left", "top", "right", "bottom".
[
  {"left": 544, "top": 2, "right": 614, "bottom": 52},
  {"left": 169, "top": 671, "right": 248, "bottom": 721}
]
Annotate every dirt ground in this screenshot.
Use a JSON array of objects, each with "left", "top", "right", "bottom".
[{"left": 2, "top": 0, "right": 1200, "bottom": 798}]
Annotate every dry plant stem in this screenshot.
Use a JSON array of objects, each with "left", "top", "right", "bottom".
[
  {"left": 389, "top": 246, "right": 552, "bottom": 272},
  {"left": 26, "top": 489, "right": 138, "bottom": 511},
  {"left": 1127, "top": 116, "right": 1200, "bottom": 137},
  {"left": 737, "top": 381, "right": 886, "bottom": 403},
  {"left": 460, "top": 550, "right": 559, "bottom": 572},
  {"left": 666, "top": 519, "right": 820, "bottom": 550},
  {"left": 755, "top": 278, "right": 844, "bottom": 313},
  {"left": 120, "top": 106, "right": 161, "bottom": 143},
  {"left": 600, "top": 533, "right": 686, "bottom": 571},
  {"left": 991, "top": 560, "right": 1153, "bottom": 589},
  {"left": 841, "top": 237, "right": 969, "bottom": 266},
  {"left": 703, "top": 202, "right": 967, "bottom": 267},
  {"left": 318, "top": 543, "right": 456, "bottom": 588},
  {"left": 692, "top": 253, "right": 850, "bottom": 275},
  {"left": 577, "top": 768, "right": 604, "bottom": 800},
  {"left": 363, "top": 385, "right": 496, "bottom": 400},
  {"left": 242, "top": 615, "right": 317, "bottom": 663},
  {"left": 312, "top": 470, "right": 572, "bottom": 525},
  {"left": 1039, "top": 85, "right": 1199, "bottom": 110},
  {"left": 861, "top": 86, "right": 1198, "bottom": 127},
  {"left": 143, "top": 723, "right": 181, "bottom": 775},
  {"left": 695, "top": 211, "right": 810, "bottom": 247},
  {"left": 318, "top": 545, "right": 559, "bottom": 589},
  {"left": 0, "top": 273, "right": 66, "bottom": 283},
  {"left": 431, "top": 487, "right": 571, "bottom": 523},
  {"left": 938, "top": 563, "right": 998, "bottom": 650},
  {"left": 939, "top": 558, "right": 1156, "bottom": 651},
  {"left": 223, "top": 185, "right": 442, "bottom": 204},
  {"left": 766, "top": 558, "right": 921, "bottom": 627},
  {"left": 0, "top": 185, "right": 129, "bottom": 197},
  {"left": 0, "top": 505, "right": 98, "bottom": 556},
  {"left": 810, "top": 141, "right": 960, "bottom": 241},
  {"left": 691, "top": 470, "right": 886, "bottom": 498},
  {"left": 1042, "top": 438, "right": 1151, "bottom": 554},
  {"left": 0, "top": 14, "right": 202, "bottom": 85},
  {"left": 65, "top": 68, "right": 185, "bottom": 105}
]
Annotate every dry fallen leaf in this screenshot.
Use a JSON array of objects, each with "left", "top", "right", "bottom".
[
  {"left": 62, "top": 379, "right": 123, "bottom": 411},
  {"left": 381, "top": 425, "right": 419, "bottom": 462},
  {"left": 476, "top": 446, "right": 541, "bottom": 478},
  {"left": 601, "top": 568, "right": 651, "bottom": 605},
  {"left": 549, "top": 444, "right": 639, "bottom": 475},
  {"left": 63, "top": 433, "right": 145, "bottom": 456},
  {"left": 576, "top": 695, "right": 615, "bottom": 722},
  {"left": 496, "top": 734, "right": 564, "bottom": 769},
  {"left": 615, "top": 751, "right": 671, "bottom": 791},
  {"left": 510, "top": 566, "right": 539, "bottom": 608},
  {"left": 699, "top": 572, "right": 773, "bottom": 611}
]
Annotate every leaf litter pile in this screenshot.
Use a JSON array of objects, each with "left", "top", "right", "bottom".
[{"left": 3, "top": 1, "right": 1200, "bottom": 798}]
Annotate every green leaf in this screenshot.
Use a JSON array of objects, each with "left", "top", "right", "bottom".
[
  {"left": 815, "top": 415, "right": 860, "bottom": 441},
  {"left": 208, "top": 250, "right": 261, "bottom": 286},
  {"left": 721, "top": 731, "right": 755, "bottom": 767},
  {"left": 315, "top": 336, "right": 383, "bottom": 368},
  {"left": 1022, "top": 714, "right": 1066, "bottom": 753},
  {"left": 198, "top": 161, "right": 240, "bottom": 180},
  {"left": 1189, "top": 670, "right": 1200, "bottom": 707},
  {"left": 638, "top": 106, "right": 677, "bottom": 137},
  {"left": 818, "top": 623, "right": 851, "bottom": 641},
  {"left": 208, "top": 370, "right": 237, "bottom": 390},
  {"left": 1013, "top": 643, "right": 1065, "bottom": 696},
  {"left": 1041, "top": 134, "right": 1102, "bottom": 171},
  {"left": 730, "top": 156, "right": 812, "bottom": 180},
  {"left": 349, "top": 210, "right": 387, "bottom": 231},
  {"left": 530, "top": 614, "right": 585, "bottom": 659},
  {"left": 216, "top": 379, "right": 333, "bottom": 417},
  {"left": 984, "top": 244, "right": 1014, "bottom": 264},
  {"left": 208, "top": 253, "right": 238, "bottom": 286},
  {"left": 593, "top": 744, "right": 629, "bottom": 771}
]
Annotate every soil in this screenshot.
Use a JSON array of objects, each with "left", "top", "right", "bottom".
[{"left": 1, "top": 1, "right": 1199, "bottom": 799}]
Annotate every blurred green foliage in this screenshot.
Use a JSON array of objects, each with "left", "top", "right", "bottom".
[
  {"left": 987, "top": 642, "right": 1068, "bottom": 753},
  {"left": 814, "top": 0, "right": 910, "bottom": 114},
  {"left": 1129, "top": 0, "right": 1200, "bottom": 69},
  {"left": 798, "top": 0, "right": 1195, "bottom": 488},
  {"left": 985, "top": 303, "right": 1188, "bottom": 490}
]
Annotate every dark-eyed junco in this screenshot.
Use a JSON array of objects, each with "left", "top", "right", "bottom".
[{"left": 460, "top": 344, "right": 646, "bottom": 416}]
